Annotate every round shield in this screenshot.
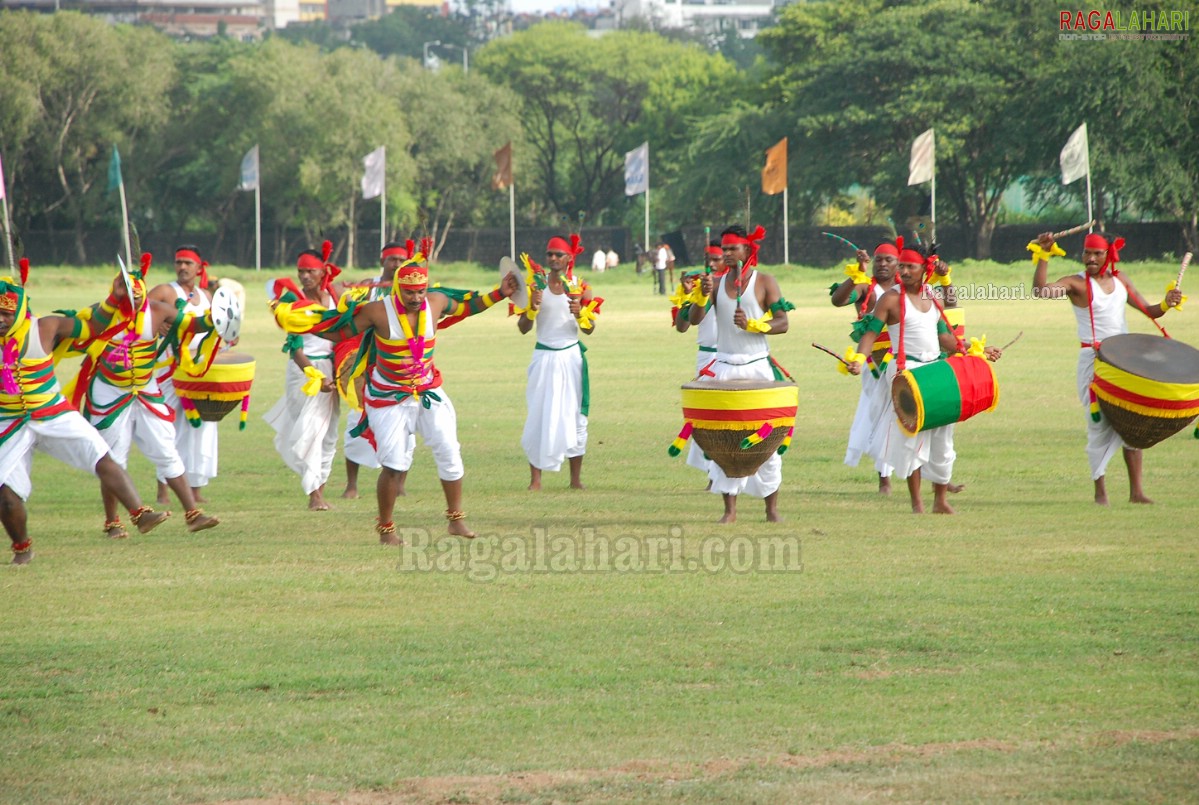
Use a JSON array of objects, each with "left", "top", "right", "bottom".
[
  {"left": 500, "top": 256, "right": 527, "bottom": 309},
  {"left": 211, "top": 285, "right": 243, "bottom": 342}
]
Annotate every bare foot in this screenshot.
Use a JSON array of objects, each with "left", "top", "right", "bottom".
[
  {"left": 932, "top": 501, "right": 957, "bottom": 514},
  {"left": 528, "top": 481, "right": 541, "bottom": 491},
  {"left": 104, "top": 521, "right": 129, "bottom": 540},
  {"left": 717, "top": 512, "right": 736, "bottom": 524},
  {"left": 1129, "top": 493, "right": 1154, "bottom": 504},
  {"left": 12, "top": 548, "right": 32, "bottom": 565},
  {"left": 765, "top": 511, "right": 783, "bottom": 522},
  {"left": 1094, "top": 494, "right": 1109, "bottom": 506},
  {"left": 193, "top": 492, "right": 208, "bottom": 504},
  {"left": 910, "top": 502, "right": 925, "bottom": 514},
  {"left": 342, "top": 487, "right": 359, "bottom": 500},
  {"left": 155, "top": 494, "right": 170, "bottom": 507},
  {"left": 376, "top": 522, "right": 402, "bottom": 546},
  {"left": 186, "top": 511, "right": 221, "bottom": 533},
  {"left": 135, "top": 510, "right": 171, "bottom": 534},
  {"left": 947, "top": 483, "right": 965, "bottom": 494},
  {"left": 570, "top": 481, "right": 586, "bottom": 490},
  {"left": 447, "top": 519, "right": 476, "bottom": 539},
  {"left": 308, "top": 492, "right": 331, "bottom": 511},
  {"left": 878, "top": 477, "right": 892, "bottom": 495}
]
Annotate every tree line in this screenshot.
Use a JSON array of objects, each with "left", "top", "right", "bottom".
[{"left": 0, "top": 0, "right": 1195, "bottom": 265}]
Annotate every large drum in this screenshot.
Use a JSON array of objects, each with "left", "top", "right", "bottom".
[
  {"left": 892, "top": 354, "right": 999, "bottom": 436},
  {"left": 172, "top": 353, "right": 256, "bottom": 422},
  {"left": 1092, "top": 333, "right": 1199, "bottom": 449},
  {"left": 680, "top": 380, "right": 798, "bottom": 478}
]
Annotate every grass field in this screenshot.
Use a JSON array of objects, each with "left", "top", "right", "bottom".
[{"left": 2, "top": 258, "right": 1198, "bottom": 804}]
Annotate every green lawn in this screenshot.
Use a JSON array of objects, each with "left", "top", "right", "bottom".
[{"left": 2, "top": 259, "right": 1197, "bottom": 804}]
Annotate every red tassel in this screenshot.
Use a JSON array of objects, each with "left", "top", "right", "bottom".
[
  {"left": 139, "top": 252, "right": 152, "bottom": 278},
  {"left": 405, "top": 239, "right": 416, "bottom": 258},
  {"left": 18, "top": 257, "right": 29, "bottom": 286},
  {"left": 895, "top": 236, "right": 904, "bottom": 252},
  {"left": 420, "top": 237, "right": 434, "bottom": 262},
  {"left": 321, "top": 239, "right": 333, "bottom": 263}
]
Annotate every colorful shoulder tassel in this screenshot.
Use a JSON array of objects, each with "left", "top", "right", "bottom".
[
  {"left": 740, "top": 422, "right": 774, "bottom": 450},
  {"left": 668, "top": 422, "right": 693, "bottom": 456}
]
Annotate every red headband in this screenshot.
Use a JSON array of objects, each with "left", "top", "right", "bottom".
[
  {"left": 704, "top": 245, "right": 722, "bottom": 257},
  {"left": 720, "top": 225, "right": 766, "bottom": 267},
  {"left": 297, "top": 253, "right": 324, "bottom": 270},
  {"left": 546, "top": 236, "right": 571, "bottom": 254},
  {"left": 874, "top": 243, "right": 899, "bottom": 257},
  {"left": 396, "top": 264, "right": 428, "bottom": 288},
  {"left": 1085, "top": 233, "right": 1125, "bottom": 274},
  {"left": 898, "top": 249, "right": 925, "bottom": 265},
  {"left": 381, "top": 245, "right": 410, "bottom": 260},
  {"left": 175, "top": 249, "right": 208, "bottom": 289}
]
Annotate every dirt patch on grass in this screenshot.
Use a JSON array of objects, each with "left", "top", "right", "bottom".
[{"left": 210, "top": 728, "right": 1199, "bottom": 805}]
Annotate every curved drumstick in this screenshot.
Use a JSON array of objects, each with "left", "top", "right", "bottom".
[
  {"left": 1050, "top": 221, "right": 1095, "bottom": 240},
  {"left": 1175, "top": 252, "right": 1192, "bottom": 292},
  {"left": 822, "top": 231, "right": 862, "bottom": 253},
  {"left": 811, "top": 342, "right": 851, "bottom": 367},
  {"left": 999, "top": 331, "right": 1023, "bottom": 351}
]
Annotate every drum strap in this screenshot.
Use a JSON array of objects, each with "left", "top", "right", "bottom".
[{"left": 1085, "top": 274, "right": 1170, "bottom": 347}]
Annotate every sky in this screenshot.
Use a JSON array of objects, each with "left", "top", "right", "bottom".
[{"left": 508, "top": 0, "right": 605, "bottom": 14}]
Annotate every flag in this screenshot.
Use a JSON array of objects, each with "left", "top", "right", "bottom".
[
  {"left": 361, "top": 146, "right": 385, "bottom": 199},
  {"left": 761, "top": 137, "right": 788, "bottom": 196},
  {"left": 1060, "top": 123, "right": 1089, "bottom": 185},
  {"left": 907, "top": 128, "right": 934, "bottom": 186},
  {"left": 107, "top": 145, "right": 123, "bottom": 194},
  {"left": 491, "top": 142, "right": 513, "bottom": 191},
  {"left": 624, "top": 142, "right": 649, "bottom": 196},
  {"left": 239, "top": 145, "right": 259, "bottom": 191}
]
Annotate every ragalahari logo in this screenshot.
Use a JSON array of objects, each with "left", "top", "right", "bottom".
[{"left": 1059, "top": 9, "right": 1190, "bottom": 40}]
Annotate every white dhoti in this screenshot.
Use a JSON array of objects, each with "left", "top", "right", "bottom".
[
  {"left": 86, "top": 380, "right": 185, "bottom": 479},
  {"left": 343, "top": 409, "right": 383, "bottom": 469},
  {"left": 702, "top": 356, "right": 782, "bottom": 498},
  {"left": 158, "top": 376, "right": 219, "bottom": 487},
  {"left": 366, "top": 389, "right": 463, "bottom": 481},
  {"left": 522, "top": 342, "right": 587, "bottom": 472},
  {"left": 0, "top": 412, "right": 110, "bottom": 501},
  {"left": 264, "top": 359, "right": 341, "bottom": 494},
  {"left": 1077, "top": 349, "right": 1126, "bottom": 479},
  {"left": 845, "top": 369, "right": 894, "bottom": 476},
  {"left": 871, "top": 362, "right": 955, "bottom": 482}
]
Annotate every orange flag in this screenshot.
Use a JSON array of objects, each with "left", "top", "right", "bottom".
[
  {"left": 491, "top": 142, "right": 513, "bottom": 191},
  {"left": 761, "top": 137, "right": 788, "bottom": 196}
]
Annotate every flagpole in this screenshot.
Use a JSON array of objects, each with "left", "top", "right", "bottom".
[
  {"left": 508, "top": 183, "right": 515, "bottom": 260},
  {"left": 1, "top": 196, "right": 13, "bottom": 274},
  {"left": 380, "top": 146, "right": 387, "bottom": 253},
  {"left": 254, "top": 183, "right": 261, "bottom": 271},
  {"left": 930, "top": 131, "right": 937, "bottom": 242},
  {"left": 1085, "top": 168, "right": 1093, "bottom": 232},
  {"left": 783, "top": 186, "right": 790, "bottom": 265},
  {"left": 118, "top": 180, "right": 132, "bottom": 267},
  {"left": 643, "top": 187, "right": 650, "bottom": 264}
]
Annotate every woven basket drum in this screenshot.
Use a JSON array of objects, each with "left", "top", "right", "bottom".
[
  {"left": 891, "top": 353, "right": 999, "bottom": 437},
  {"left": 1092, "top": 333, "right": 1199, "bottom": 449},
  {"left": 172, "top": 353, "right": 256, "bottom": 422},
  {"left": 680, "top": 380, "right": 798, "bottom": 478}
]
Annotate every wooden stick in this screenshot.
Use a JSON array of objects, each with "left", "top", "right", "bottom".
[
  {"left": 811, "top": 342, "right": 851, "bottom": 367},
  {"left": 822, "top": 231, "right": 861, "bottom": 253},
  {"left": 999, "top": 331, "right": 1023, "bottom": 351},
  {"left": 1175, "top": 252, "right": 1192, "bottom": 292},
  {"left": 1051, "top": 220, "right": 1095, "bottom": 240}
]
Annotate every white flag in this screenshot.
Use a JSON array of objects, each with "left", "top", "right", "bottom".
[
  {"left": 0, "top": 152, "right": 6, "bottom": 201},
  {"left": 624, "top": 142, "right": 649, "bottom": 196},
  {"left": 361, "top": 146, "right": 386, "bottom": 200},
  {"left": 907, "top": 128, "right": 935, "bottom": 186},
  {"left": 239, "top": 145, "right": 259, "bottom": 191},
  {"left": 1060, "top": 123, "right": 1089, "bottom": 185}
]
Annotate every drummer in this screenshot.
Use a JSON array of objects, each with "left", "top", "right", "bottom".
[
  {"left": 72, "top": 255, "right": 221, "bottom": 536},
  {"left": 690, "top": 224, "right": 794, "bottom": 523},
  {"left": 672, "top": 240, "right": 725, "bottom": 479},
  {"left": 831, "top": 241, "right": 899, "bottom": 493},
  {"left": 150, "top": 246, "right": 220, "bottom": 507},
  {"left": 849, "top": 241, "right": 1001, "bottom": 514},
  {"left": 1032, "top": 231, "right": 1182, "bottom": 504}
]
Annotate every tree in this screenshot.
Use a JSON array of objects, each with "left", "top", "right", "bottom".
[
  {"left": 0, "top": 12, "right": 176, "bottom": 262},
  {"left": 476, "top": 22, "right": 738, "bottom": 227},
  {"left": 759, "top": 0, "right": 1055, "bottom": 258}
]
